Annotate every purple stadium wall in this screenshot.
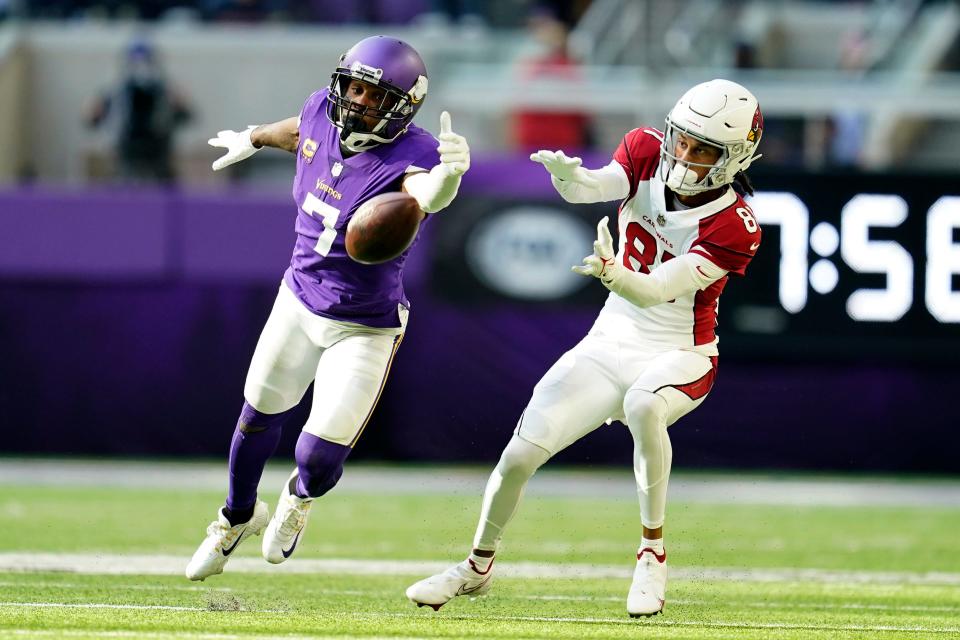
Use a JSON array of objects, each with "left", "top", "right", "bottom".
[{"left": 1, "top": 164, "right": 958, "bottom": 473}]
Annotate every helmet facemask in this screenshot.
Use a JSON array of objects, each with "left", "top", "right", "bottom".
[
  {"left": 659, "top": 119, "right": 736, "bottom": 196},
  {"left": 327, "top": 62, "right": 420, "bottom": 153}
]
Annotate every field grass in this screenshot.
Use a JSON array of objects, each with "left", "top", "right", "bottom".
[{"left": 1, "top": 465, "right": 959, "bottom": 639}]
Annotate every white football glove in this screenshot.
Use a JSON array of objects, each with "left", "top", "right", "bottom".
[
  {"left": 208, "top": 125, "right": 259, "bottom": 171},
  {"left": 437, "top": 111, "right": 470, "bottom": 176},
  {"left": 530, "top": 149, "right": 599, "bottom": 188},
  {"left": 572, "top": 216, "right": 622, "bottom": 286}
]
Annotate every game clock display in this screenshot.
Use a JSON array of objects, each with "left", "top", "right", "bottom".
[{"left": 722, "top": 172, "right": 959, "bottom": 361}]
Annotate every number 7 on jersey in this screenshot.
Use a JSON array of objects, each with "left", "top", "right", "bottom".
[{"left": 302, "top": 192, "right": 341, "bottom": 256}]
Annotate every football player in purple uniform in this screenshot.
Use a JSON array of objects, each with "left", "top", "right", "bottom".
[{"left": 186, "top": 36, "right": 470, "bottom": 581}]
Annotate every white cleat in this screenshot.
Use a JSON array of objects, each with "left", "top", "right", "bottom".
[
  {"left": 627, "top": 547, "right": 668, "bottom": 617},
  {"left": 185, "top": 500, "right": 268, "bottom": 581},
  {"left": 405, "top": 558, "right": 494, "bottom": 611},
  {"left": 262, "top": 470, "right": 314, "bottom": 564}
]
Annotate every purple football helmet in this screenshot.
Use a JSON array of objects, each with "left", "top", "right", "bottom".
[{"left": 327, "top": 36, "right": 429, "bottom": 152}]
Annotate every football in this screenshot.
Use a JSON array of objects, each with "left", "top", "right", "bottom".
[{"left": 345, "top": 192, "right": 425, "bottom": 264}]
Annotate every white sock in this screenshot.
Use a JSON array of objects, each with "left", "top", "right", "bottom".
[
  {"left": 640, "top": 537, "right": 664, "bottom": 554},
  {"left": 468, "top": 551, "right": 495, "bottom": 574}
]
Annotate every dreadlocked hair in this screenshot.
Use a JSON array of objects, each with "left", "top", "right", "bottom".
[{"left": 732, "top": 171, "right": 754, "bottom": 197}]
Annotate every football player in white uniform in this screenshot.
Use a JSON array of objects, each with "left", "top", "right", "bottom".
[{"left": 406, "top": 79, "right": 764, "bottom": 617}]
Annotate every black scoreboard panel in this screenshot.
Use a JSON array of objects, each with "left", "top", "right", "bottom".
[{"left": 721, "top": 172, "right": 959, "bottom": 363}]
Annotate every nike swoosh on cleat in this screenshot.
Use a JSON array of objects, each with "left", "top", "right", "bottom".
[
  {"left": 456, "top": 575, "right": 492, "bottom": 596},
  {"left": 221, "top": 532, "right": 244, "bottom": 557},
  {"left": 281, "top": 530, "right": 301, "bottom": 558}
]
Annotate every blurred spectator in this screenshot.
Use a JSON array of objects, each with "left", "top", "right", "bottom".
[
  {"left": 293, "top": 0, "right": 428, "bottom": 25},
  {"left": 533, "top": 0, "right": 587, "bottom": 28},
  {"left": 201, "top": 0, "right": 274, "bottom": 23},
  {"left": 85, "top": 40, "right": 193, "bottom": 184},
  {"left": 826, "top": 30, "right": 870, "bottom": 167},
  {"left": 734, "top": 39, "right": 757, "bottom": 69},
  {"left": 412, "top": 0, "right": 485, "bottom": 34},
  {"left": 25, "top": 0, "right": 195, "bottom": 20},
  {"left": 510, "top": 9, "right": 592, "bottom": 153},
  {"left": 428, "top": 0, "right": 482, "bottom": 23}
]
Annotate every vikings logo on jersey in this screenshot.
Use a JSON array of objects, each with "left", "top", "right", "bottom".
[{"left": 747, "top": 106, "right": 763, "bottom": 143}]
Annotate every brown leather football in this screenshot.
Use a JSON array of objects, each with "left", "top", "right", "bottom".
[{"left": 345, "top": 192, "right": 425, "bottom": 264}]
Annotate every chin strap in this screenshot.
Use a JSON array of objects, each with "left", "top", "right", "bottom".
[{"left": 665, "top": 162, "right": 702, "bottom": 193}]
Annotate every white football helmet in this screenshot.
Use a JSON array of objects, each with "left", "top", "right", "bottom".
[{"left": 659, "top": 79, "right": 763, "bottom": 195}]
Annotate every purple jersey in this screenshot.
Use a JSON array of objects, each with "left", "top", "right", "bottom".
[{"left": 283, "top": 88, "right": 440, "bottom": 328}]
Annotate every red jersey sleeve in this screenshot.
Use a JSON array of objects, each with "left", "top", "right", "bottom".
[
  {"left": 613, "top": 127, "right": 663, "bottom": 199},
  {"left": 689, "top": 199, "right": 762, "bottom": 277}
]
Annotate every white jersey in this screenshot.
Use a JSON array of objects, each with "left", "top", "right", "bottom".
[{"left": 592, "top": 127, "right": 762, "bottom": 356}]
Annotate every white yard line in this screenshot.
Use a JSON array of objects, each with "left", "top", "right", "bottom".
[
  {"left": 7, "top": 632, "right": 250, "bottom": 639},
  {"left": 4, "top": 631, "right": 364, "bottom": 640},
  {"left": 407, "top": 612, "right": 960, "bottom": 634},
  {"left": 1, "top": 552, "right": 960, "bottom": 586},
  {"left": 2, "top": 459, "right": 959, "bottom": 506},
  {"left": 0, "top": 580, "right": 232, "bottom": 592},
  {"left": 5, "top": 601, "right": 959, "bottom": 635},
  {"left": 4, "top": 581, "right": 955, "bottom": 614},
  {"left": 356, "top": 611, "right": 960, "bottom": 634},
  {"left": 518, "top": 594, "right": 960, "bottom": 613},
  {"left": 0, "top": 602, "right": 210, "bottom": 612}
]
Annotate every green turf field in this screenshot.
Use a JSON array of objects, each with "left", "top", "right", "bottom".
[{"left": 1, "top": 463, "right": 958, "bottom": 639}]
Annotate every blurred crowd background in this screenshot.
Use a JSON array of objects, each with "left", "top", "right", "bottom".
[
  {"left": 1, "top": 0, "right": 958, "bottom": 475},
  {"left": 1, "top": 0, "right": 958, "bottom": 185}
]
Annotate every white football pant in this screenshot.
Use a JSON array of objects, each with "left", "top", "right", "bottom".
[
  {"left": 474, "top": 328, "right": 715, "bottom": 550},
  {"left": 243, "top": 283, "right": 404, "bottom": 447}
]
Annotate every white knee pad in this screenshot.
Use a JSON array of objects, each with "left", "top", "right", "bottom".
[
  {"left": 623, "top": 389, "right": 668, "bottom": 445},
  {"left": 497, "top": 435, "right": 551, "bottom": 481},
  {"left": 243, "top": 382, "right": 295, "bottom": 415}
]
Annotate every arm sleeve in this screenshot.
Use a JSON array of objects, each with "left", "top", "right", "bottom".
[
  {"left": 402, "top": 164, "right": 461, "bottom": 214},
  {"left": 604, "top": 253, "right": 727, "bottom": 308},
  {"left": 551, "top": 160, "right": 630, "bottom": 204}
]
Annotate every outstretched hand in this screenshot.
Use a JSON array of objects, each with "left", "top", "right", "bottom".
[
  {"left": 572, "top": 216, "right": 618, "bottom": 283},
  {"left": 208, "top": 125, "right": 259, "bottom": 171},
  {"left": 530, "top": 149, "right": 599, "bottom": 188}
]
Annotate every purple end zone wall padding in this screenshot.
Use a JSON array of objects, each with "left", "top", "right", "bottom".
[
  {"left": 0, "top": 189, "right": 169, "bottom": 280},
  {"left": 173, "top": 191, "right": 296, "bottom": 281},
  {"left": 1, "top": 278, "right": 955, "bottom": 472},
  {"left": 0, "top": 179, "right": 958, "bottom": 472}
]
